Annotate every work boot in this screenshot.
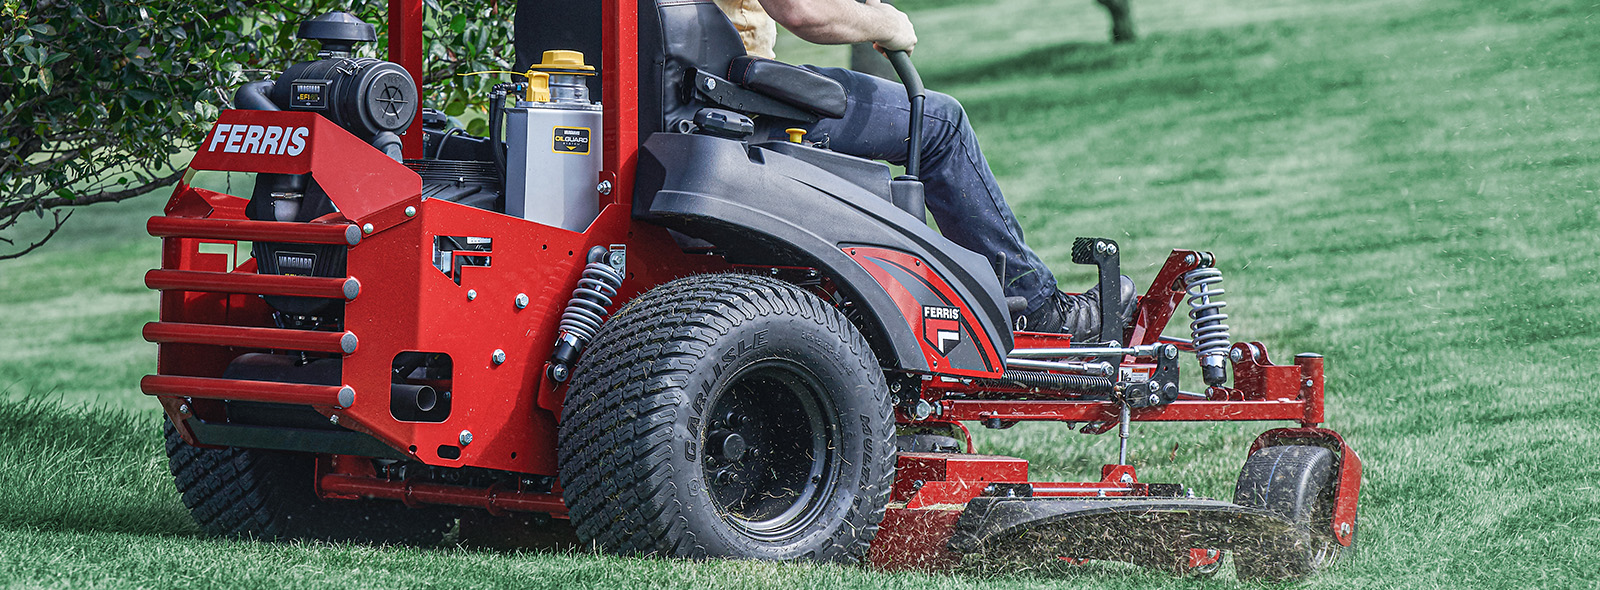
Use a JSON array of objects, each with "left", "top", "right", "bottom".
[{"left": 1021, "top": 276, "right": 1138, "bottom": 342}]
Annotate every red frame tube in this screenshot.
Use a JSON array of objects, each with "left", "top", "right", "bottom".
[
  {"left": 145, "top": 269, "right": 356, "bottom": 300},
  {"left": 388, "top": 0, "right": 424, "bottom": 159},
  {"left": 319, "top": 473, "right": 568, "bottom": 516},
  {"left": 142, "top": 322, "right": 355, "bottom": 354},
  {"left": 148, "top": 216, "right": 359, "bottom": 246},
  {"left": 141, "top": 375, "right": 347, "bottom": 407}
]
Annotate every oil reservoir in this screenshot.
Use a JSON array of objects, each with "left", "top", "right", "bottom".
[{"left": 505, "top": 51, "right": 602, "bottom": 232}]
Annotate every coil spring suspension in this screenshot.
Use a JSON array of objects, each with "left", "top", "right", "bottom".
[
  {"left": 547, "top": 247, "right": 625, "bottom": 382},
  {"left": 1183, "top": 265, "right": 1231, "bottom": 386}
]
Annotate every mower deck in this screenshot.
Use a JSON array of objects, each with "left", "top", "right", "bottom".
[{"left": 868, "top": 453, "right": 1301, "bottom": 573}]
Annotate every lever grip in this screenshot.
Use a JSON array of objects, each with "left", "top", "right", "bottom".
[
  {"left": 886, "top": 51, "right": 924, "bottom": 100},
  {"left": 885, "top": 50, "right": 926, "bottom": 179}
]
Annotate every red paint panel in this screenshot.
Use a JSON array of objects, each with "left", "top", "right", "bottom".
[
  {"left": 844, "top": 247, "right": 1003, "bottom": 378},
  {"left": 190, "top": 110, "right": 420, "bottom": 223},
  {"left": 869, "top": 508, "right": 963, "bottom": 572}
]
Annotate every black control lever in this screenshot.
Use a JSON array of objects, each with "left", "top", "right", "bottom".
[{"left": 886, "top": 51, "right": 925, "bottom": 179}]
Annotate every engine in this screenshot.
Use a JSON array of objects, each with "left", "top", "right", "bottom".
[{"left": 233, "top": 11, "right": 417, "bottom": 159}]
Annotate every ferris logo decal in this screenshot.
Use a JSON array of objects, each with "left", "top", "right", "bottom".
[
  {"left": 206, "top": 124, "right": 310, "bottom": 156},
  {"left": 922, "top": 305, "right": 962, "bottom": 356}
]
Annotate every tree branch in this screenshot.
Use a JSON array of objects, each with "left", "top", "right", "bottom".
[
  {"left": 0, "top": 210, "right": 72, "bottom": 260},
  {"left": 0, "top": 168, "right": 183, "bottom": 221}
]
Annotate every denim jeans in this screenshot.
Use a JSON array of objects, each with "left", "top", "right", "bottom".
[{"left": 799, "top": 66, "right": 1059, "bottom": 316}]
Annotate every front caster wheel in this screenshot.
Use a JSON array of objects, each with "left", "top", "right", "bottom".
[
  {"left": 558, "top": 274, "right": 895, "bottom": 562},
  {"left": 1233, "top": 444, "right": 1348, "bottom": 581}
]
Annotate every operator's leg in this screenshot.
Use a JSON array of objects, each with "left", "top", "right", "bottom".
[{"left": 801, "top": 66, "right": 1059, "bottom": 318}]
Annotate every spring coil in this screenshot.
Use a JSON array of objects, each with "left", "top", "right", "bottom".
[
  {"left": 999, "top": 371, "right": 1114, "bottom": 395},
  {"left": 558, "top": 262, "right": 624, "bottom": 342},
  {"left": 1183, "top": 266, "right": 1231, "bottom": 384}
]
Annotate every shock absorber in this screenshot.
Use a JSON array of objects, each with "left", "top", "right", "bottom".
[
  {"left": 1183, "top": 264, "right": 1231, "bottom": 386},
  {"left": 547, "top": 246, "right": 624, "bottom": 382}
]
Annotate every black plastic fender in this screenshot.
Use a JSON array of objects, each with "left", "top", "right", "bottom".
[{"left": 634, "top": 132, "right": 1013, "bottom": 374}]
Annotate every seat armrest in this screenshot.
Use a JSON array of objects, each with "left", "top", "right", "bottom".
[{"left": 728, "top": 56, "right": 847, "bottom": 119}]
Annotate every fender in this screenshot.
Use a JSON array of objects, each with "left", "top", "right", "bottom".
[
  {"left": 634, "top": 132, "right": 1012, "bottom": 376},
  {"left": 1249, "top": 427, "right": 1362, "bottom": 548}
]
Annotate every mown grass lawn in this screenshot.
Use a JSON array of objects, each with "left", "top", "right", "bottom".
[{"left": 2, "top": 0, "right": 1598, "bottom": 587}]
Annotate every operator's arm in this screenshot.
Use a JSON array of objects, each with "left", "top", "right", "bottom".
[{"left": 756, "top": 0, "right": 917, "bottom": 51}]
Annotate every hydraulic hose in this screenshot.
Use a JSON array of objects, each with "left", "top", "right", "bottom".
[
  {"left": 886, "top": 51, "right": 925, "bottom": 179},
  {"left": 488, "top": 83, "right": 514, "bottom": 189}
]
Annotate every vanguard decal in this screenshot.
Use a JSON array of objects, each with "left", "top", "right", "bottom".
[{"left": 206, "top": 124, "right": 310, "bottom": 156}]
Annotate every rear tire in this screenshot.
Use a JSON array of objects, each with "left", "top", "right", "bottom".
[
  {"left": 558, "top": 273, "right": 895, "bottom": 562},
  {"left": 1232, "top": 445, "right": 1345, "bottom": 581},
  {"left": 164, "top": 418, "right": 455, "bottom": 544}
]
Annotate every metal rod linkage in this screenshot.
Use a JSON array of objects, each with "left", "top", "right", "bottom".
[
  {"left": 1118, "top": 403, "right": 1131, "bottom": 465},
  {"left": 1008, "top": 344, "right": 1161, "bottom": 360},
  {"left": 1004, "top": 358, "right": 1115, "bottom": 377}
]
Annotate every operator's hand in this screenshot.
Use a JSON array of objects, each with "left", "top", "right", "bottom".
[{"left": 865, "top": 0, "right": 917, "bottom": 53}]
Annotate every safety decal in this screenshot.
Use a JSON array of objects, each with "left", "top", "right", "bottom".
[{"left": 552, "top": 127, "right": 591, "bottom": 154}]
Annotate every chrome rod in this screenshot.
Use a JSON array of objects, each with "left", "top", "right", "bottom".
[
  {"left": 1008, "top": 344, "right": 1161, "bottom": 359},
  {"left": 1118, "top": 404, "right": 1131, "bottom": 466},
  {"left": 1004, "top": 358, "right": 1115, "bottom": 377}
]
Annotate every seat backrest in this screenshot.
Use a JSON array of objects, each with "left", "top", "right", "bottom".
[
  {"left": 639, "top": 0, "right": 749, "bottom": 136},
  {"left": 516, "top": 0, "right": 747, "bottom": 140}
]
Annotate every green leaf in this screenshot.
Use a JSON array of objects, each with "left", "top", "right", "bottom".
[
  {"left": 444, "top": 97, "right": 467, "bottom": 117},
  {"left": 450, "top": 14, "right": 466, "bottom": 34}
]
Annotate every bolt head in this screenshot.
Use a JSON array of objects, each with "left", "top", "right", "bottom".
[
  {"left": 1119, "top": 473, "right": 1134, "bottom": 484},
  {"left": 492, "top": 349, "right": 506, "bottom": 365},
  {"left": 328, "top": 414, "right": 340, "bottom": 425},
  {"left": 596, "top": 180, "right": 613, "bottom": 195},
  {"left": 1149, "top": 393, "right": 1161, "bottom": 405},
  {"left": 1106, "top": 243, "right": 1118, "bottom": 255},
  {"left": 515, "top": 293, "right": 529, "bottom": 309},
  {"left": 459, "top": 430, "right": 473, "bottom": 446},
  {"left": 1162, "top": 344, "right": 1179, "bottom": 359},
  {"left": 1229, "top": 348, "right": 1244, "bottom": 362},
  {"left": 1184, "top": 254, "right": 1196, "bottom": 265},
  {"left": 467, "top": 289, "right": 477, "bottom": 301},
  {"left": 362, "top": 223, "right": 374, "bottom": 234},
  {"left": 913, "top": 399, "right": 934, "bottom": 421},
  {"left": 404, "top": 206, "right": 416, "bottom": 217},
  {"left": 703, "top": 78, "right": 717, "bottom": 90},
  {"left": 549, "top": 364, "right": 570, "bottom": 382},
  {"left": 1304, "top": 378, "right": 1315, "bottom": 388},
  {"left": 177, "top": 404, "right": 189, "bottom": 414},
  {"left": 1147, "top": 381, "right": 1161, "bottom": 392}
]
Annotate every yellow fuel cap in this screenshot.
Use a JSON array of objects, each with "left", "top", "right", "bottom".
[
  {"left": 786, "top": 128, "right": 807, "bottom": 143},
  {"left": 531, "top": 50, "right": 596, "bottom": 75}
]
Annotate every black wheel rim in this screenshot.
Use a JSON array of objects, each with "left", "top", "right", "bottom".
[{"left": 701, "top": 359, "right": 838, "bottom": 541}]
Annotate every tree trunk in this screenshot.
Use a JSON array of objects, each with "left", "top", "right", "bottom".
[{"left": 1096, "top": 0, "right": 1136, "bottom": 44}]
